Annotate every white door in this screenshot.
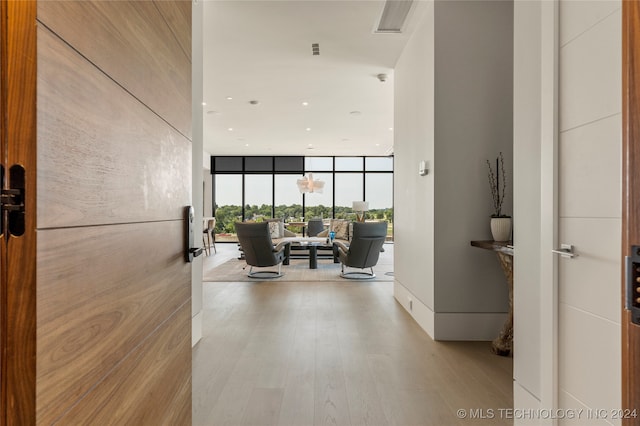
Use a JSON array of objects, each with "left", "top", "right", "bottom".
[
  {"left": 556, "top": 0, "right": 622, "bottom": 422},
  {"left": 513, "top": 1, "right": 623, "bottom": 423}
]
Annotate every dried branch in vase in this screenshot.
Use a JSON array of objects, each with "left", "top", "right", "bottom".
[{"left": 486, "top": 152, "right": 509, "bottom": 218}]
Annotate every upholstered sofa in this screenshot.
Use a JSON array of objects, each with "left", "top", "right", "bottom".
[
  {"left": 267, "top": 218, "right": 352, "bottom": 262},
  {"left": 265, "top": 218, "right": 351, "bottom": 245}
]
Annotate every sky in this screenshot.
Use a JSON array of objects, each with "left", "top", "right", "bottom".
[{"left": 214, "top": 172, "right": 393, "bottom": 210}]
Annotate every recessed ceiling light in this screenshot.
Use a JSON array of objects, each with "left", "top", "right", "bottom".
[
  {"left": 376, "top": 143, "right": 380, "bottom": 146},
  {"left": 249, "top": 100, "right": 259, "bottom": 105},
  {"left": 226, "top": 96, "right": 233, "bottom": 100},
  {"left": 227, "top": 127, "right": 233, "bottom": 131},
  {"left": 302, "top": 101, "right": 309, "bottom": 106},
  {"left": 202, "top": 102, "right": 207, "bottom": 106},
  {"left": 308, "top": 143, "right": 313, "bottom": 147},
  {"left": 389, "top": 127, "right": 394, "bottom": 131},
  {"left": 207, "top": 110, "right": 219, "bottom": 115},
  {"left": 306, "top": 127, "right": 311, "bottom": 131},
  {"left": 245, "top": 143, "right": 249, "bottom": 147}
]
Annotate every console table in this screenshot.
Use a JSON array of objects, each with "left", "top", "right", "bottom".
[{"left": 470, "top": 240, "right": 513, "bottom": 356}]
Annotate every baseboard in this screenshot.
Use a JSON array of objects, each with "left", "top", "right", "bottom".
[
  {"left": 192, "top": 310, "right": 203, "bottom": 347},
  {"left": 394, "top": 280, "right": 507, "bottom": 341},
  {"left": 393, "top": 280, "right": 435, "bottom": 339},
  {"left": 434, "top": 312, "right": 508, "bottom": 341}
]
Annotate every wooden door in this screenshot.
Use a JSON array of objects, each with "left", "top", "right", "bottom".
[
  {"left": 1, "top": 1, "right": 193, "bottom": 424},
  {"left": 1, "top": 1, "right": 37, "bottom": 423},
  {"left": 623, "top": 1, "right": 640, "bottom": 423}
]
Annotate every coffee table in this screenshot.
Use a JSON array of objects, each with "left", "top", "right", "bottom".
[{"left": 280, "top": 237, "right": 334, "bottom": 269}]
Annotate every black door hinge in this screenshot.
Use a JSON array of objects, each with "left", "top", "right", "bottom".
[
  {"left": 626, "top": 245, "right": 640, "bottom": 326},
  {"left": 1, "top": 164, "right": 26, "bottom": 237},
  {"left": 1, "top": 188, "right": 24, "bottom": 212}
]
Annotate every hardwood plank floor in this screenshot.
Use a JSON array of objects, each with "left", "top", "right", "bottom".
[{"left": 194, "top": 245, "right": 513, "bottom": 426}]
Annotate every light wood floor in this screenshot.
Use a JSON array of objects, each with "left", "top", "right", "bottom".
[{"left": 193, "top": 273, "right": 513, "bottom": 425}]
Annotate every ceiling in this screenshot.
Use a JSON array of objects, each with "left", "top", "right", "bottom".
[{"left": 202, "top": 0, "right": 422, "bottom": 157}]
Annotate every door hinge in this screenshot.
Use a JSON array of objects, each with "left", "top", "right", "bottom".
[
  {"left": 1, "top": 164, "right": 26, "bottom": 237},
  {"left": 626, "top": 245, "right": 640, "bottom": 326},
  {"left": 1, "top": 188, "right": 24, "bottom": 212}
]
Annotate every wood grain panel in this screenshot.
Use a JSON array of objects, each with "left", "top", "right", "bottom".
[
  {"left": 37, "top": 25, "right": 191, "bottom": 229},
  {"left": 154, "top": 0, "right": 192, "bottom": 62},
  {"left": 0, "top": 2, "right": 4, "bottom": 419},
  {"left": 54, "top": 302, "right": 191, "bottom": 426},
  {"left": 36, "top": 221, "right": 190, "bottom": 424},
  {"left": 37, "top": 0, "right": 192, "bottom": 138},
  {"left": 2, "top": 0, "right": 37, "bottom": 424},
  {"left": 622, "top": 1, "right": 640, "bottom": 423}
]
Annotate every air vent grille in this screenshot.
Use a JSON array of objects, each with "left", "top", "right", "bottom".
[
  {"left": 312, "top": 43, "right": 320, "bottom": 55},
  {"left": 376, "top": 0, "right": 413, "bottom": 33}
]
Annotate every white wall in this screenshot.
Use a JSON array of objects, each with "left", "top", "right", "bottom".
[
  {"left": 513, "top": 0, "right": 546, "bottom": 405},
  {"left": 191, "top": 0, "right": 204, "bottom": 347},
  {"left": 394, "top": 0, "right": 513, "bottom": 340},
  {"left": 203, "top": 150, "right": 213, "bottom": 217},
  {"left": 433, "top": 0, "right": 513, "bottom": 316},
  {"left": 394, "top": 1, "right": 435, "bottom": 334}
]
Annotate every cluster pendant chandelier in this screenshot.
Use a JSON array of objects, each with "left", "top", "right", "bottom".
[{"left": 296, "top": 173, "right": 325, "bottom": 193}]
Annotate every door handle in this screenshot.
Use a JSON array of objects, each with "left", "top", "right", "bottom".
[
  {"left": 184, "top": 206, "right": 203, "bottom": 262},
  {"left": 551, "top": 244, "right": 578, "bottom": 259}
]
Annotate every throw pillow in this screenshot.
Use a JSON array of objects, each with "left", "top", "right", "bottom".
[
  {"left": 331, "top": 219, "right": 349, "bottom": 241},
  {"left": 265, "top": 218, "right": 284, "bottom": 239},
  {"left": 268, "top": 221, "right": 282, "bottom": 239}
]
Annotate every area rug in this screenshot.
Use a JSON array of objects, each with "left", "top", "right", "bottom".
[{"left": 203, "top": 257, "right": 394, "bottom": 282}]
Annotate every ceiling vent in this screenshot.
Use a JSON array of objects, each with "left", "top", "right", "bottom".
[
  {"left": 375, "top": 0, "right": 414, "bottom": 33},
  {"left": 311, "top": 43, "right": 320, "bottom": 55}
]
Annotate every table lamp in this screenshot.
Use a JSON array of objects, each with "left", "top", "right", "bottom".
[{"left": 352, "top": 201, "right": 369, "bottom": 222}]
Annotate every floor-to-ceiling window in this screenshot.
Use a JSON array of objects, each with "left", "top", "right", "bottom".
[
  {"left": 303, "top": 172, "right": 333, "bottom": 219},
  {"left": 274, "top": 174, "right": 302, "bottom": 220},
  {"left": 365, "top": 157, "right": 394, "bottom": 238},
  {"left": 303, "top": 157, "right": 333, "bottom": 219},
  {"left": 211, "top": 156, "right": 393, "bottom": 242},
  {"left": 213, "top": 174, "right": 242, "bottom": 242},
  {"left": 244, "top": 174, "right": 272, "bottom": 220}
]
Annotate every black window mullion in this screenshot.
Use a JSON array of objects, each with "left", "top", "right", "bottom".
[
  {"left": 211, "top": 174, "right": 216, "bottom": 217},
  {"left": 332, "top": 156, "right": 336, "bottom": 219},
  {"left": 302, "top": 191, "right": 306, "bottom": 220},
  {"left": 241, "top": 157, "right": 245, "bottom": 220},
  {"left": 241, "top": 173, "right": 246, "bottom": 220},
  {"left": 362, "top": 157, "right": 366, "bottom": 203}
]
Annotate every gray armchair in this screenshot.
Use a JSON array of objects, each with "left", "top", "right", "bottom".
[
  {"left": 306, "top": 218, "right": 325, "bottom": 237},
  {"left": 334, "top": 221, "right": 387, "bottom": 279},
  {"left": 235, "top": 222, "right": 290, "bottom": 278}
]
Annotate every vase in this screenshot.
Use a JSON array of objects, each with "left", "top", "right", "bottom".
[{"left": 490, "top": 217, "right": 511, "bottom": 242}]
